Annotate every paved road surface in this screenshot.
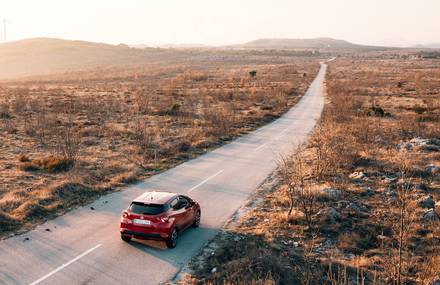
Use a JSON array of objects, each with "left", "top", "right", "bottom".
[{"left": 0, "top": 61, "right": 328, "bottom": 285}]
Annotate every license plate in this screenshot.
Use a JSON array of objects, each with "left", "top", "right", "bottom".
[{"left": 133, "top": 219, "right": 151, "bottom": 225}]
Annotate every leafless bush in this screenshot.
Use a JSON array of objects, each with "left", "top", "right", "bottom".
[
  {"left": 310, "top": 122, "right": 332, "bottom": 180},
  {"left": 382, "top": 150, "right": 418, "bottom": 285},
  {"left": 54, "top": 116, "right": 81, "bottom": 163},
  {"left": 12, "top": 91, "right": 28, "bottom": 115},
  {"left": 0, "top": 102, "right": 12, "bottom": 119},
  {"left": 133, "top": 88, "right": 153, "bottom": 115},
  {"left": 278, "top": 146, "right": 319, "bottom": 231},
  {"left": 203, "top": 103, "right": 236, "bottom": 136}
]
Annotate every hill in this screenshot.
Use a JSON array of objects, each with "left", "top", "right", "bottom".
[
  {"left": 410, "top": 43, "right": 440, "bottom": 49},
  {"left": 0, "top": 38, "right": 170, "bottom": 79},
  {"left": 233, "top": 37, "right": 384, "bottom": 50}
]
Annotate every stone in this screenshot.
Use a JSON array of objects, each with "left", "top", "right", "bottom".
[
  {"left": 426, "top": 164, "right": 440, "bottom": 175},
  {"left": 323, "top": 188, "right": 342, "bottom": 198},
  {"left": 349, "top": 172, "right": 366, "bottom": 180},
  {"left": 382, "top": 176, "right": 398, "bottom": 184},
  {"left": 422, "top": 209, "right": 439, "bottom": 222},
  {"left": 347, "top": 202, "right": 368, "bottom": 213},
  {"left": 419, "top": 195, "right": 435, "bottom": 209},
  {"left": 318, "top": 207, "right": 341, "bottom": 224},
  {"left": 400, "top": 137, "right": 440, "bottom": 152}
]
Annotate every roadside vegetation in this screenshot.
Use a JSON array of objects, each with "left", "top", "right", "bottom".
[
  {"left": 0, "top": 53, "right": 319, "bottom": 237},
  {"left": 181, "top": 53, "right": 440, "bottom": 284}
]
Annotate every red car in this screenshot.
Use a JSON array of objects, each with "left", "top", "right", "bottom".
[{"left": 120, "top": 191, "right": 201, "bottom": 248}]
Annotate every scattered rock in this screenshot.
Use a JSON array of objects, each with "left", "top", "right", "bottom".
[
  {"left": 426, "top": 164, "right": 440, "bottom": 175},
  {"left": 422, "top": 209, "right": 439, "bottom": 222},
  {"left": 377, "top": 235, "right": 387, "bottom": 241},
  {"left": 318, "top": 207, "right": 341, "bottom": 224},
  {"left": 419, "top": 195, "right": 435, "bottom": 209},
  {"left": 360, "top": 187, "right": 375, "bottom": 197},
  {"left": 382, "top": 176, "right": 398, "bottom": 184},
  {"left": 400, "top": 138, "right": 440, "bottom": 152},
  {"left": 263, "top": 218, "right": 269, "bottom": 223},
  {"left": 347, "top": 202, "right": 369, "bottom": 213},
  {"left": 45, "top": 228, "right": 51, "bottom": 232},
  {"left": 349, "top": 171, "right": 366, "bottom": 180},
  {"left": 90, "top": 207, "right": 95, "bottom": 210},
  {"left": 322, "top": 188, "right": 342, "bottom": 198}
]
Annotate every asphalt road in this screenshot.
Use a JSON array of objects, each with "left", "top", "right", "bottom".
[{"left": 0, "top": 61, "right": 328, "bottom": 285}]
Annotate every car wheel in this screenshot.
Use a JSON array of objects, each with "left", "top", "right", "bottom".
[
  {"left": 166, "top": 228, "right": 178, "bottom": 248},
  {"left": 121, "top": 234, "right": 132, "bottom": 242},
  {"left": 192, "top": 210, "right": 201, "bottom": 228}
]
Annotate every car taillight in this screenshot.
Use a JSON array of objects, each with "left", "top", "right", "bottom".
[
  {"left": 160, "top": 217, "right": 170, "bottom": 223},
  {"left": 121, "top": 211, "right": 132, "bottom": 224}
]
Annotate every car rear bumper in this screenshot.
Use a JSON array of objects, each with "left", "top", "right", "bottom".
[
  {"left": 121, "top": 230, "right": 163, "bottom": 239},
  {"left": 120, "top": 224, "right": 170, "bottom": 240}
]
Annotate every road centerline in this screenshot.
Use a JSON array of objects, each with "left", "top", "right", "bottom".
[
  {"left": 254, "top": 142, "right": 268, "bottom": 151},
  {"left": 275, "top": 127, "right": 290, "bottom": 140},
  {"left": 29, "top": 244, "right": 103, "bottom": 285},
  {"left": 187, "top": 170, "right": 224, "bottom": 193}
]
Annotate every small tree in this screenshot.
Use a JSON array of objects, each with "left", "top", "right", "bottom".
[
  {"left": 383, "top": 150, "right": 417, "bottom": 285},
  {"left": 278, "top": 146, "right": 318, "bottom": 232},
  {"left": 249, "top": 70, "right": 257, "bottom": 78},
  {"left": 310, "top": 121, "right": 331, "bottom": 180},
  {"left": 56, "top": 116, "right": 81, "bottom": 163}
]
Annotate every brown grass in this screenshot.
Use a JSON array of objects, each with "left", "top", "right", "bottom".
[
  {"left": 0, "top": 52, "right": 319, "bottom": 237},
  {"left": 182, "top": 52, "right": 440, "bottom": 285}
]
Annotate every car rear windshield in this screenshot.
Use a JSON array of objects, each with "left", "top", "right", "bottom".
[{"left": 129, "top": 202, "right": 168, "bottom": 215}]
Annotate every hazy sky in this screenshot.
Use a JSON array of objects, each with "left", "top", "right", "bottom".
[{"left": 0, "top": 0, "right": 439, "bottom": 47}]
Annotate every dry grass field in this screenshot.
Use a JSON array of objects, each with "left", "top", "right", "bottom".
[
  {"left": 181, "top": 53, "right": 440, "bottom": 285},
  {"left": 0, "top": 52, "right": 319, "bottom": 237}
]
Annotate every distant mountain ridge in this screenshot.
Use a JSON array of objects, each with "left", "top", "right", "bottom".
[
  {"left": 0, "top": 38, "right": 166, "bottom": 79},
  {"left": 0, "top": 37, "right": 393, "bottom": 79},
  {"left": 232, "top": 37, "right": 384, "bottom": 50},
  {"left": 410, "top": 43, "right": 440, "bottom": 49}
]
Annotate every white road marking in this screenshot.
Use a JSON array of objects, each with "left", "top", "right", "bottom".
[
  {"left": 29, "top": 244, "right": 102, "bottom": 285},
  {"left": 187, "top": 170, "right": 224, "bottom": 192},
  {"left": 275, "top": 128, "right": 290, "bottom": 140},
  {"left": 254, "top": 142, "right": 268, "bottom": 151},
  {"left": 254, "top": 127, "right": 289, "bottom": 150}
]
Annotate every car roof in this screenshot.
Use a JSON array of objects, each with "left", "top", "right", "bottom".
[{"left": 132, "top": 191, "right": 177, "bottom": 205}]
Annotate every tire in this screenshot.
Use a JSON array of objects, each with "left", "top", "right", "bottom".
[
  {"left": 192, "top": 210, "right": 201, "bottom": 228},
  {"left": 166, "top": 228, "right": 178, "bottom": 248},
  {"left": 121, "top": 234, "right": 132, "bottom": 242}
]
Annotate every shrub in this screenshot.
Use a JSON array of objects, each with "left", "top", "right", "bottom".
[
  {"left": 19, "top": 156, "right": 73, "bottom": 173},
  {"left": 169, "top": 102, "right": 181, "bottom": 115},
  {"left": 18, "top": 154, "right": 30, "bottom": 162},
  {"left": 0, "top": 211, "right": 21, "bottom": 232}
]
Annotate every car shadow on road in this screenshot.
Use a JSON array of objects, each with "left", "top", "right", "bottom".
[{"left": 124, "top": 225, "right": 219, "bottom": 268}]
